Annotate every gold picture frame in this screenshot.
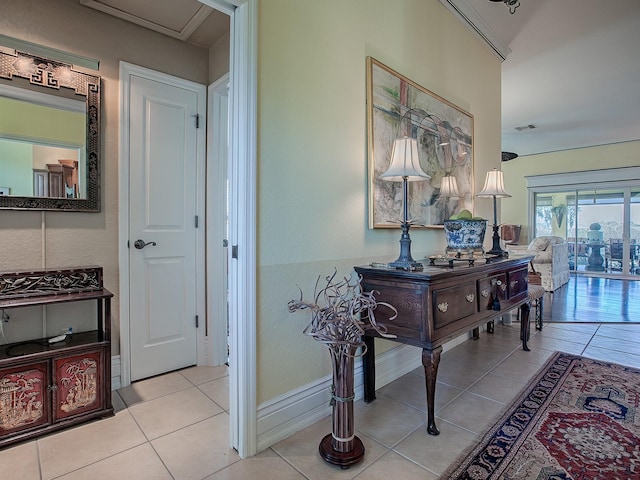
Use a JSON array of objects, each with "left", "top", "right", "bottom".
[{"left": 366, "top": 57, "right": 474, "bottom": 228}]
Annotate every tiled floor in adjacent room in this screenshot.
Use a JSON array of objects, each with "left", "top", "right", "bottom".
[{"left": 4, "top": 319, "right": 640, "bottom": 479}]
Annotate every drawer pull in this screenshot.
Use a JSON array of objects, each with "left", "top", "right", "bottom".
[
  {"left": 47, "top": 384, "right": 58, "bottom": 392},
  {"left": 466, "top": 293, "right": 475, "bottom": 302},
  {"left": 500, "top": 283, "right": 507, "bottom": 292},
  {"left": 511, "top": 280, "right": 518, "bottom": 289},
  {"left": 437, "top": 302, "right": 448, "bottom": 313},
  {"left": 481, "top": 288, "right": 490, "bottom": 298}
]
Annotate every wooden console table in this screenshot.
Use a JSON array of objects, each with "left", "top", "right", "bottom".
[
  {"left": 355, "top": 255, "right": 533, "bottom": 436},
  {"left": 0, "top": 267, "right": 113, "bottom": 447}
]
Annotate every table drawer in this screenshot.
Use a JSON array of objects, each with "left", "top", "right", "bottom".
[
  {"left": 477, "top": 273, "right": 507, "bottom": 311},
  {"left": 361, "top": 280, "right": 424, "bottom": 339},
  {"left": 507, "top": 267, "right": 528, "bottom": 297},
  {"left": 433, "top": 282, "right": 476, "bottom": 329}
]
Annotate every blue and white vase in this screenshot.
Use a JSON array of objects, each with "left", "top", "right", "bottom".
[{"left": 443, "top": 220, "right": 488, "bottom": 250}]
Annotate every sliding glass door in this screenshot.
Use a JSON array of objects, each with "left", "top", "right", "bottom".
[
  {"left": 631, "top": 188, "right": 640, "bottom": 275},
  {"left": 533, "top": 187, "right": 638, "bottom": 276}
]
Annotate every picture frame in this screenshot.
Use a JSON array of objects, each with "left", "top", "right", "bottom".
[{"left": 366, "top": 57, "right": 474, "bottom": 228}]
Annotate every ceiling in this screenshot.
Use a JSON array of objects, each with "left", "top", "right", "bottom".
[
  {"left": 79, "top": 0, "right": 230, "bottom": 49},
  {"left": 81, "top": 0, "right": 640, "bottom": 159},
  {"left": 465, "top": 0, "right": 640, "bottom": 158}
]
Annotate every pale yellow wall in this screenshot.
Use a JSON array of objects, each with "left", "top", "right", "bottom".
[
  {"left": 0, "top": 0, "right": 211, "bottom": 349},
  {"left": 257, "top": 0, "right": 502, "bottom": 403},
  {"left": 502, "top": 140, "right": 640, "bottom": 243},
  {"left": 0, "top": 0, "right": 501, "bottom": 404}
]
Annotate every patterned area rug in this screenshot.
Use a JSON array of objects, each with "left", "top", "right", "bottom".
[{"left": 442, "top": 352, "right": 640, "bottom": 479}]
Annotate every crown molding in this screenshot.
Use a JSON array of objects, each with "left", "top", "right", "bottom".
[
  {"left": 80, "top": 0, "right": 213, "bottom": 42},
  {"left": 439, "top": 0, "right": 511, "bottom": 61}
]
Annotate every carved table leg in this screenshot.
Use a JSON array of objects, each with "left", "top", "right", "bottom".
[
  {"left": 535, "top": 297, "right": 544, "bottom": 330},
  {"left": 519, "top": 302, "right": 531, "bottom": 351},
  {"left": 362, "top": 336, "right": 376, "bottom": 403},
  {"left": 487, "top": 319, "right": 495, "bottom": 333},
  {"left": 422, "top": 346, "right": 442, "bottom": 435}
]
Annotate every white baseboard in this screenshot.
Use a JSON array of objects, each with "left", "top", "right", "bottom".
[
  {"left": 256, "top": 330, "right": 478, "bottom": 452},
  {"left": 111, "top": 355, "right": 121, "bottom": 391},
  {"left": 110, "top": 332, "right": 476, "bottom": 449},
  {"left": 256, "top": 343, "right": 422, "bottom": 452}
]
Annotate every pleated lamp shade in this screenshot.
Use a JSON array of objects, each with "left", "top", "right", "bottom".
[
  {"left": 379, "top": 137, "right": 431, "bottom": 182},
  {"left": 439, "top": 175, "right": 460, "bottom": 198},
  {"left": 477, "top": 168, "right": 511, "bottom": 198}
]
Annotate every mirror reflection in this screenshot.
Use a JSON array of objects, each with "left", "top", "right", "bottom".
[
  {"left": 0, "top": 90, "right": 87, "bottom": 199},
  {"left": 0, "top": 48, "right": 101, "bottom": 212}
]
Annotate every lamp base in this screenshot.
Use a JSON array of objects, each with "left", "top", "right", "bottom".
[
  {"left": 390, "top": 222, "right": 424, "bottom": 271},
  {"left": 487, "top": 223, "right": 508, "bottom": 258},
  {"left": 389, "top": 258, "right": 424, "bottom": 270},
  {"left": 486, "top": 248, "right": 509, "bottom": 258}
]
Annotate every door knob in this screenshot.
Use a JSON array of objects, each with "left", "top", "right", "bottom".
[{"left": 134, "top": 239, "right": 157, "bottom": 249}]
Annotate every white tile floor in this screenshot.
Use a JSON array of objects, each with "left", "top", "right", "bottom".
[{"left": 3, "top": 321, "right": 640, "bottom": 479}]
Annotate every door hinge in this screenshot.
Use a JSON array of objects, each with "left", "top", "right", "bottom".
[
  {"left": 232, "top": 245, "right": 238, "bottom": 259},
  {"left": 195, "top": 315, "right": 199, "bottom": 328},
  {"left": 193, "top": 114, "right": 200, "bottom": 129},
  {"left": 195, "top": 215, "right": 199, "bottom": 228}
]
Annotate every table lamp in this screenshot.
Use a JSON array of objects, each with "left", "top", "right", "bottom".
[
  {"left": 476, "top": 168, "right": 511, "bottom": 257},
  {"left": 380, "top": 136, "right": 431, "bottom": 270},
  {"left": 438, "top": 175, "right": 460, "bottom": 222},
  {"left": 439, "top": 175, "right": 460, "bottom": 198}
]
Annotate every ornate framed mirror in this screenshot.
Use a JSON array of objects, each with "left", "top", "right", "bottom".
[{"left": 0, "top": 49, "right": 101, "bottom": 212}]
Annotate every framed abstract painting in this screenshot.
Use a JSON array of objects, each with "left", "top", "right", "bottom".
[{"left": 366, "top": 57, "right": 474, "bottom": 228}]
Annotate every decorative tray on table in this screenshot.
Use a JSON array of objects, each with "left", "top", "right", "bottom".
[{"left": 427, "top": 250, "right": 499, "bottom": 268}]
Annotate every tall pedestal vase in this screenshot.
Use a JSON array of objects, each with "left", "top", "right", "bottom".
[
  {"left": 288, "top": 271, "right": 397, "bottom": 470},
  {"left": 319, "top": 345, "right": 365, "bottom": 468}
]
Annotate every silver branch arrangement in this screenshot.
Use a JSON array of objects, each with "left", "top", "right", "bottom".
[
  {"left": 288, "top": 270, "right": 398, "bottom": 467},
  {"left": 288, "top": 270, "right": 397, "bottom": 355}
]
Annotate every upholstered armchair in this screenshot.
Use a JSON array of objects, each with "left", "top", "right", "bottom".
[{"left": 523, "top": 236, "right": 570, "bottom": 291}]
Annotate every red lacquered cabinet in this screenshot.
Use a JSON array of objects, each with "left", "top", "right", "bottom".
[{"left": 0, "top": 267, "right": 113, "bottom": 448}]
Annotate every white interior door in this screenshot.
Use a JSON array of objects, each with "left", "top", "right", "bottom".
[
  {"left": 128, "top": 72, "right": 203, "bottom": 381},
  {"left": 207, "top": 75, "right": 230, "bottom": 367}
]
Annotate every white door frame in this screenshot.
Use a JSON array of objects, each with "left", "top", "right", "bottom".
[
  {"left": 207, "top": 73, "right": 229, "bottom": 367},
  {"left": 119, "top": 0, "right": 257, "bottom": 457},
  {"left": 200, "top": 0, "right": 258, "bottom": 458},
  {"left": 118, "top": 62, "right": 207, "bottom": 386},
  {"left": 224, "top": 0, "right": 258, "bottom": 458}
]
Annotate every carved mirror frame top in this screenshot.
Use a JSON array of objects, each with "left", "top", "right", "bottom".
[{"left": 0, "top": 49, "right": 101, "bottom": 212}]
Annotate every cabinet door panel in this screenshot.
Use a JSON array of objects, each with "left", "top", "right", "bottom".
[
  {"left": 0, "top": 361, "right": 50, "bottom": 436},
  {"left": 54, "top": 350, "right": 103, "bottom": 421}
]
